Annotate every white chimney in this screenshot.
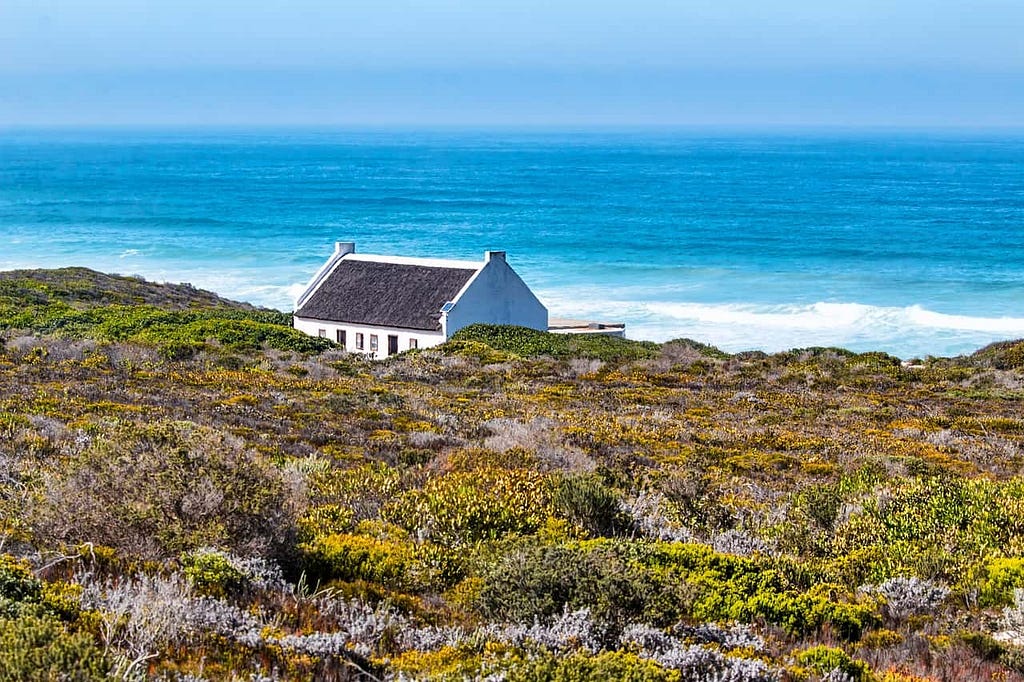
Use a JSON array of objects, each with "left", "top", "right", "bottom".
[{"left": 335, "top": 241, "right": 355, "bottom": 257}]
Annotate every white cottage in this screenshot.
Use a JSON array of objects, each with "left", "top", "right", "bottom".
[{"left": 293, "top": 242, "right": 548, "bottom": 358}]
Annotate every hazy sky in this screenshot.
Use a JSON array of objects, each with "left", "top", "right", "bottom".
[{"left": 2, "top": 0, "right": 1023, "bottom": 126}]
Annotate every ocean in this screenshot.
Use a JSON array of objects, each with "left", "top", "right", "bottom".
[{"left": 2, "top": 128, "right": 1023, "bottom": 359}]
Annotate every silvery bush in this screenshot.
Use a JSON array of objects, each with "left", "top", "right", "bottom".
[{"left": 859, "top": 576, "right": 949, "bottom": 620}]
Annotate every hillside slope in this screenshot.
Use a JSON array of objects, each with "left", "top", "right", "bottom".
[
  {"left": 0, "top": 267, "right": 258, "bottom": 310},
  {"left": 1, "top": 269, "right": 1023, "bottom": 681}
]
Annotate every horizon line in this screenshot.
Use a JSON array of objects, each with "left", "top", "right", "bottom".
[{"left": 4, "top": 122, "right": 1024, "bottom": 134}]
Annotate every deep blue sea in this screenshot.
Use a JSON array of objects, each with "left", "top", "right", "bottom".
[{"left": 2, "top": 128, "right": 1023, "bottom": 358}]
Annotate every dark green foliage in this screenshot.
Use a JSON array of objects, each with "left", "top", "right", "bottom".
[
  {"left": 477, "top": 541, "right": 681, "bottom": 632},
  {"left": 449, "top": 324, "right": 659, "bottom": 362},
  {"left": 0, "top": 303, "right": 330, "bottom": 356},
  {"left": 960, "top": 630, "right": 1006, "bottom": 661},
  {"left": 0, "top": 556, "right": 41, "bottom": 606},
  {"left": 552, "top": 474, "right": 632, "bottom": 537},
  {"left": 0, "top": 610, "right": 108, "bottom": 682},
  {"left": 960, "top": 631, "right": 1024, "bottom": 675}
]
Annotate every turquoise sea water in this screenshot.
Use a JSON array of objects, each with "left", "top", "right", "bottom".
[{"left": 2, "top": 128, "right": 1023, "bottom": 358}]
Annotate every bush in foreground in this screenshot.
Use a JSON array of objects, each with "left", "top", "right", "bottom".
[{"left": 32, "top": 420, "right": 296, "bottom": 560}]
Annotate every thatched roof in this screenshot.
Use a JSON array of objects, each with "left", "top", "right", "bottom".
[{"left": 294, "top": 259, "right": 477, "bottom": 331}]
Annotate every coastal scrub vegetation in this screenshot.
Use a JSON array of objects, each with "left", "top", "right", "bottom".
[{"left": 1, "top": 268, "right": 1024, "bottom": 680}]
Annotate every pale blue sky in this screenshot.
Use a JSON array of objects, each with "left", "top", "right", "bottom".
[{"left": 2, "top": 0, "right": 1023, "bottom": 126}]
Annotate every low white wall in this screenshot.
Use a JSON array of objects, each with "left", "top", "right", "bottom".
[{"left": 293, "top": 317, "right": 445, "bottom": 359}]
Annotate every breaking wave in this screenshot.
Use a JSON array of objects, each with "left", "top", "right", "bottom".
[{"left": 541, "top": 293, "right": 1024, "bottom": 358}]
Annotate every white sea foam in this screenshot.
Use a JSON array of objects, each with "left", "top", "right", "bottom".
[
  {"left": 642, "top": 301, "right": 1024, "bottom": 337},
  {"left": 539, "top": 289, "right": 1024, "bottom": 358},
  {"left": 904, "top": 306, "right": 1024, "bottom": 334}
]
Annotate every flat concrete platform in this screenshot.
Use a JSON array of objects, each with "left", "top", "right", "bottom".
[{"left": 548, "top": 317, "right": 626, "bottom": 337}]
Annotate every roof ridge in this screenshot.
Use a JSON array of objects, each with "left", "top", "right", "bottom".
[{"left": 344, "top": 253, "right": 483, "bottom": 269}]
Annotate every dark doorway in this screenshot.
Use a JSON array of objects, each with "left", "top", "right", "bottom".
[{"left": 388, "top": 335, "right": 399, "bottom": 355}]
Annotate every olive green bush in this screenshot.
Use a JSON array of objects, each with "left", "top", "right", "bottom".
[
  {"left": 501, "top": 650, "right": 681, "bottom": 682},
  {"left": 794, "top": 645, "right": 870, "bottom": 681},
  {"left": 0, "top": 555, "right": 41, "bottom": 606},
  {"left": 181, "top": 549, "right": 246, "bottom": 598},
  {"left": 385, "top": 469, "right": 550, "bottom": 545},
  {"left": 0, "top": 611, "right": 108, "bottom": 682},
  {"left": 477, "top": 541, "right": 676, "bottom": 632},
  {"left": 552, "top": 474, "right": 632, "bottom": 538},
  {"left": 299, "top": 532, "right": 418, "bottom": 589},
  {"left": 0, "top": 298, "right": 330, "bottom": 358}
]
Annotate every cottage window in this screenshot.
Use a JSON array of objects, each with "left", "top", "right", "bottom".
[
  {"left": 355, "top": 333, "right": 364, "bottom": 350},
  {"left": 336, "top": 330, "right": 346, "bottom": 348},
  {"left": 409, "top": 338, "right": 418, "bottom": 350},
  {"left": 318, "top": 329, "right": 326, "bottom": 337},
  {"left": 369, "top": 334, "right": 379, "bottom": 352}
]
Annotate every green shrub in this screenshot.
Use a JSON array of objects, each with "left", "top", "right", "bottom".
[
  {"left": 794, "top": 645, "right": 870, "bottom": 681},
  {"left": 658, "top": 466, "right": 734, "bottom": 535},
  {"left": 0, "top": 610, "right": 108, "bottom": 682},
  {"left": 448, "top": 324, "right": 659, "bottom": 362},
  {"left": 552, "top": 474, "right": 631, "bottom": 538},
  {"left": 299, "top": 532, "right": 417, "bottom": 588},
  {"left": 0, "top": 555, "right": 41, "bottom": 605},
  {"left": 978, "top": 557, "right": 1024, "bottom": 607},
  {"left": 477, "top": 541, "right": 686, "bottom": 630},
  {"left": 502, "top": 650, "right": 681, "bottom": 682},
  {"left": 385, "top": 469, "right": 550, "bottom": 545},
  {"left": 477, "top": 540, "right": 877, "bottom": 640},
  {"left": 0, "top": 300, "right": 332, "bottom": 357},
  {"left": 181, "top": 549, "right": 246, "bottom": 598},
  {"left": 644, "top": 543, "right": 878, "bottom": 640},
  {"left": 832, "top": 476, "right": 1024, "bottom": 585},
  {"left": 959, "top": 630, "right": 1005, "bottom": 661},
  {"left": 305, "top": 462, "right": 403, "bottom": 529},
  {"left": 662, "top": 337, "right": 731, "bottom": 360},
  {"left": 437, "top": 339, "right": 513, "bottom": 364}
]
